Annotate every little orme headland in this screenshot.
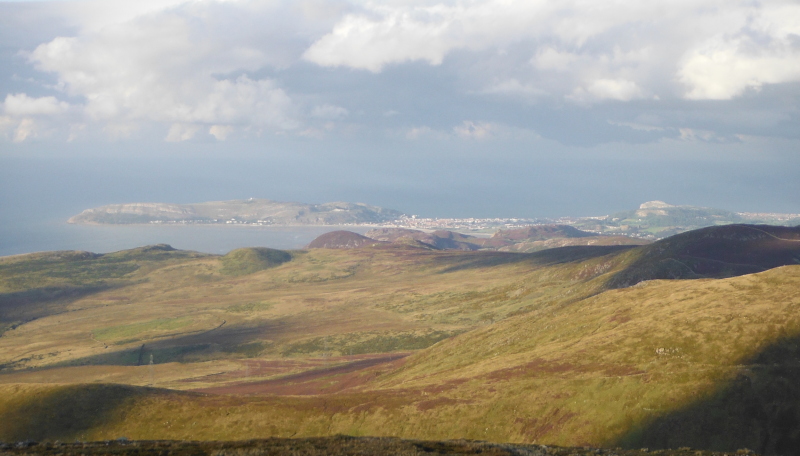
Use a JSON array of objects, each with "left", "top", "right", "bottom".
[{"left": 1, "top": 223, "right": 800, "bottom": 454}]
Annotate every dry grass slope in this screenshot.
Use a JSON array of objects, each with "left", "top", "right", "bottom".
[{"left": 0, "top": 226, "right": 799, "bottom": 454}]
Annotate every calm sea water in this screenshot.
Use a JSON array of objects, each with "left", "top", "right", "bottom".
[{"left": 0, "top": 219, "right": 371, "bottom": 257}]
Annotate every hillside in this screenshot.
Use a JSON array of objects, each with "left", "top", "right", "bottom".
[
  {"left": 607, "top": 224, "right": 800, "bottom": 288},
  {"left": 1, "top": 225, "right": 800, "bottom": 453},
  {"left": 306, "top": 230, "right": 385, "bottom": 249},
  {"left": 67, "top": 199, "right": 403, "bottom": 225}
]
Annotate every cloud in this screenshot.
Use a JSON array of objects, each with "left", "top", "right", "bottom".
[
  {"left": 304, "top": 0, "right": 800, "bottom": 103},
  {"left": 679, "top": 32, "right": 800, "bottom": 100},
  {"left": 3, "top": 93, "right": 69, "bottom": 117},
  {"left": 165, "top": 123, "right": 200, "bottom": 142},
  {"left": 453, "top": 121, "right": 496, "bottom": 140},
  {"left": 2, "top": 0, "right": 800, "bottom": 146},
  {"left": 569, "top": 79, "right": 644, "bottom": 103},
  {"left": 13, "top": 118, "right": 36, "bottom": 143},
  {"left": 6, "top": 0, "right": 329, "bottom": 141},
  {"left": 209, "top": 124, "right": 234, "bottom": 141}
]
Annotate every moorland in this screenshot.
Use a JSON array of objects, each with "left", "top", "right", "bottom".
[{"left": 1, "top": 224, "right": 800, "bottom": 454}]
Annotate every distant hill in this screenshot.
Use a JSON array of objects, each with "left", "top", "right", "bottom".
[
  {"left": 67, "top": 199, "right": 403, "bottom": 225},
  {"left": 571, "top": 200, "right": 800, "bottom": 239},
  {"left": 306, "top": 231, "right": 385, "bottom": 249},
  {"left": 364, "top": 228, "right": 482, "bottom": 250}
]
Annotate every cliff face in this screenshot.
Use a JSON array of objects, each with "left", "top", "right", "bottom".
[{"left": 67, "top": 199, "right": 404, "bottom": 225}]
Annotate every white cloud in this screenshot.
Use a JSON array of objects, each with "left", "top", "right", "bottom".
[
  {"left": 3, "top": 94, "right": 70, "bottom": 117},
  {"left": 209, "top": 124, "right": 234, "bottom": 141},
  {"left": 578, "top": 79, "right": 644, "bottom": 102},
  {"left": 303, "top": 0, "right": 800, "bottom": 102},
  {"left": 532, "top": 47, "right": 578, "bottom": 72},
  {"left": 165, "top": 123, "right": 200, "bottom": 142},
  {"left": 679, "top": 35, "right": 800, "bottom": 100},
  {"left": 8, "top": 0, "right": 325, "bottom": 141},
  {"left": 3, "top": 0, "right": 800, "bottom": 145},
  {"left": 13, "top": 118, "right": 36, "bottom": 143}
]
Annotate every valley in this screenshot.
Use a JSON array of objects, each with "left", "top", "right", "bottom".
[{"left": 0, "top": 225, "right": 799, "bottom": 453}]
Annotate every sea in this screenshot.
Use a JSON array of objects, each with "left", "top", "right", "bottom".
[
  {"left": 0, "top": 219, "right": 371, "bottom": 257},
  {"left": 0, "top": 155, "right": 377, "bottom": 257}
]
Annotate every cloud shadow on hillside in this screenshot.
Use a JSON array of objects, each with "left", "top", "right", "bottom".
[
  {"left": 44, "top": 319, "right": 293, "bottom": 368},
  {"left": 615, "top": 334, "right": 800, "bottom": 455},
  {"left": 0, "top": 285, "right": 116, "bottom": 336},
  {"left": 0, "top": 384, "right": 159, "bottom": 441}
]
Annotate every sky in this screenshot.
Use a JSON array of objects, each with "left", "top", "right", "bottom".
[{"left": 1, "top": 0, "right": 800, "bottom": 220}]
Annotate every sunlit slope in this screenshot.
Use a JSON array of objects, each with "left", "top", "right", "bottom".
[
  {"left": 0, "top": 242, "right": 634, "bottom": 376},
  {"left": 1, "top": 266, "right": 799, "bottom": 452},
  {"left": 376, "top": 265, "right": 800, "bottom": 451}
]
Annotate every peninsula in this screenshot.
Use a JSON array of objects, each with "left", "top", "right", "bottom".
[{"left": 67, "top": 198, "right": 404, "bottom": 226}]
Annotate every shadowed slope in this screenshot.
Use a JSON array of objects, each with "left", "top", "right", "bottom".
[
  {"left": 618, "top": 334, "right": 800, "bottom": 455},
  {"left": 607, "top": 224, "right": 800, "bottom": 288},
  {"left": 220, "top": 248, "right": 292, "bottom": 276},
  {"left": 0, "top": 383, "right": 172, "bottom": 442},
  {"left": 0, "top": 245, "right": 209, "bottom": 337}
]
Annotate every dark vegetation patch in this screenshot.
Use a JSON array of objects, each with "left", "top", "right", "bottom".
[
  {"left": 0, "top": 436, "right": 757, "bottom": 456},
  {"left": 219, "top": 248, "right": 292, "bottom": 276}
]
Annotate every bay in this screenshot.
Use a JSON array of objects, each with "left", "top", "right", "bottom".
[{"left": 0, "top": 219, "right": 370, "bottom": 257}]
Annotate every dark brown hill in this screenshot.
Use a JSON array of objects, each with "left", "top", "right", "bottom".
[
  {"left": 608, "top": 224, "right": 800, "bottom": 288},
  {"left": 364, "top": 228, "right": 481, "bottom": 250},
  {"left": 306, "top": 231, "right": 386, "bottom": 249}
]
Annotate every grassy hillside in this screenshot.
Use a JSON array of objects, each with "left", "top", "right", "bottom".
[{"left": 1, "top": 226, "right": 799, "bottom": 453}]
